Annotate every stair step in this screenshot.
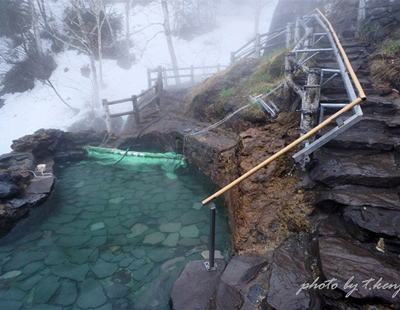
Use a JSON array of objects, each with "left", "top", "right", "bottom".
[
  {"left": 310, "top": 152, "right": 400, "bottom": 188},
  {"left": 362, "top": 96, "right": 399, "bottom": 115},
  {"left": 315, "top": 185, "right": 400, "bottom": 209},
  {"left": 320, "top": 114, "right": 399, "bottom": 132},
  {"left": 323, "top": 130, "right": 400, "bottom": 151}
]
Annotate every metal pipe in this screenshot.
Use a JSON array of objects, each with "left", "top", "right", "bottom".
[
  {"left": 314, "top": 8, "right": 366, "bottom": 100},
  {"left": 209, "top": 203, "right": 216, "bottom": 268}
]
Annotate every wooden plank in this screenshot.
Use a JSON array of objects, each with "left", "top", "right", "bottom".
[
  {"left": 137, "top": 86, "right": 156, "bottom": 98},
  {"left": 108, "top": 97, "right": 132, "bottom": 105},
  {"left": 110, "top": 111, "right": 136, "bottom": 118}
]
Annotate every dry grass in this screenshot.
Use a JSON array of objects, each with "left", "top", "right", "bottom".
[
  {"left": 369, "top": 26, "right": 400, "bottom": 86},
  {"left": 183, "top": 66, "right": 231, "bottom": 112}
]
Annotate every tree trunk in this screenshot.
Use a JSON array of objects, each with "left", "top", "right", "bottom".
[
  {"left": 89, "top": 53, "right": 101, "bottom": 109},
  {"left": 125, "top": 0, "right": 130, "bottom": 55},
  {"left": 254, "top": 0, "right": 261, "bottom": 35},
  {"left": 161, "top": 0, "right": 180, "bottom": 85},
  {"left": 28, "top": 0, "right": 44, "bottom": 61}
]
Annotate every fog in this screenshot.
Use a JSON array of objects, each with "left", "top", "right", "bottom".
[{"left": 0, "top": 0, "right": 278, "bottom": 155}]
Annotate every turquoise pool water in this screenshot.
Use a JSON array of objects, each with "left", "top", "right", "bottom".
[{"left": 0, "top": 159, "right": 230, "bottom": 310}]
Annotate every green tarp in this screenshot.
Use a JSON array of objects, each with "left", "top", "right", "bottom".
[{"left": 84, "top": 146, "right": 187, "bottom": 175}]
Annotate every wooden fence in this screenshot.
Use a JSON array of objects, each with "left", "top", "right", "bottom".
[
  {"left": 230, "top": 27, "right": 287, "bottom": 63},
  {"left": 102, "top": 72, "right": 163, "bottom": 133},
  {"left": 147, "top": 64, "right": 227, "bottom": 89}
]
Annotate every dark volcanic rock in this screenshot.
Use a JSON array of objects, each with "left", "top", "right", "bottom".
[
  {"left": 267, "top": 238, "right": 319, "bottom": 310},
  {"left": 344, "top": 206, "right": 400, "bottom": 238},
  {"left": 0, "top": 173, "right": 22, "bottom": 199},
  {"left": 214, "top": 282, "right": 243, "bottom": 310},
  {"left": 26, "top": 176, "right": 55, "bottom": 195},
  {"left": 319, "top": 236, "right": 400, "bottom": 306},
  {"left": 315, "top": 185, "right": 400, "bottom": 210},
  {"left": 0, "top": 182, "right": 21, "bottom": 200},
  {"left": 310, "top": 155, "right": 400, "bottom": 187},
  {"left": 170, "top": 259, "right": 226, "bottom": 310},
  {"left": 221, "top": 254, "right": 268, "bottom": 287}
]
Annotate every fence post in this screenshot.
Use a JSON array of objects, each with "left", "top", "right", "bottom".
[
  {"left": 217, "top": 63, "right": 221, "bottom": 72},
  {"left": 155, "top": 81, "right": 161, "bottom": 111},
  {"left": 131, "top": 95, "right": 140, "bottom": 127},
  {"left": 102, "top": 99, "right": 112, "bottom": 133},
  {"left": 147, "top": 69, "right": 152, "bottom": 88},
  {"left": 356, "top": 0, "right": 366, "bottom": 37},
  {"left": 190, "top": 65, "right": 194, "bottom": 84},
  {"left": 294, "top": 18, "right": 301, "bottom": 43},
  {"left": 205, "top": 202, "right": 217, "bottom": 271},
  {"left": 162, "top": 67, "right": 168, "bottom": 88},
  {"left": 300, "top": 70, "right": 321, "bottom": 145},
  {"left": 230, "top": 51, "right": 235, "bottom": 64},
  {"left": 283, "top": 52, "right": 294, "bottom": 106},
  {"left": 254, "top": 33, "right": 261, "bottom": 58},
  {"left": 157, "top": 66, "right": 163, "bottom": 92},
  {"left": 286, "top": 22, "right": 293, "bottom": 48}
]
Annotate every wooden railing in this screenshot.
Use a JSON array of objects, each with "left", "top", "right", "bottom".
[
  {"left": 102, "top": 72, "right": 163, "bottom": 133},
  {"left": 230, "top": 27, "right": 286, "bottom": 63},
  {"left": 147, "top": 64, "right": 227, "bottom": 89}
]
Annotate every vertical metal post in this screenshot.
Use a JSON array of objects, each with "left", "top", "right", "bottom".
[{"left": 205, "top": 202, "right": 218, "bottom": 271}]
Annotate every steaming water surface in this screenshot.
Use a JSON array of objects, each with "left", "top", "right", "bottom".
[{"left": 0, "top": 160, "right": 230, "bottom": 309}]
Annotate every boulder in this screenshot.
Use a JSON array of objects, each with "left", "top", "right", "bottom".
[
  {"left": 220, "top": 254, "right": 268, "bottom": 287},
  {"left": 214, "top": 282, "right": 243, "bottom": 310},
  {"left": 310, "top": 154, "right": 400, "bottom": 188},
  {"left": 0, "top": 173, "right": 22, "bottom": 200},
  {"left": 170, "top": 259, "right": 226, "bottom": 310},
  {"left": 344, "top": 206, "right": 400, "bottom": 238},
  {"left": 315, "top": 185, "right": 400, "bottom": 210},
  {"left": 319, "top": 236, "right": 400, "bottom": 306},
  {"left": 267, "top": 238, "right": 319, "bottom": 310}
]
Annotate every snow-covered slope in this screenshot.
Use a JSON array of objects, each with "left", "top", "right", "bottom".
[{"left": 0, "top": 0, "right": 278, "bottom": 155}]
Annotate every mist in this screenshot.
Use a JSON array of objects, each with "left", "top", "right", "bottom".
[{"left": 0, "top": 0, "right": 278, "bottom": 155}]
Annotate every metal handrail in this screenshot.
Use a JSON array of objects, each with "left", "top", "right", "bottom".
[
  {"left": 313, "top": 9, "right": 366, "bottom": 100},
  {"left": 202, "top": 11, "right": 366, "bottom": 206}
]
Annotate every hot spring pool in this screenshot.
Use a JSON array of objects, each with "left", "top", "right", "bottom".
[{"left": 0, "top": 159, "right": 230, "bottom": 310}]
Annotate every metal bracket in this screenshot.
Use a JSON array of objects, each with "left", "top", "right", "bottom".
[
  {"left": 335, "top": 116, "right": 344, "bottom": 127},
  {"left": 204, "top": 260, "right": 218, "bottom": 271},
  {"left": 299, "top": 154, "right": 311, "bottom": 171}
]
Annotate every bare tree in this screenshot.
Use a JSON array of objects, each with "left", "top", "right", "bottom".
[
  {"left": 125, "top": 0, "right": 131, "bottom": 56},
  {"left": 253, "top": 0, "right": 271, "bottom": 35},
  {"left": 28, "top": 0, "right": 44, "bottom": 61},
  {"left": 161, "top": 0, "right": 180, "bottom": 84},
  {"left": 51, "top": 0, "right": 120, "bottom": 108}
]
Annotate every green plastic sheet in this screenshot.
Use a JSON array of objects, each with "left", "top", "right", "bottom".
[{"left": 84, "top": 146, "right": 187, "bottom": 176}]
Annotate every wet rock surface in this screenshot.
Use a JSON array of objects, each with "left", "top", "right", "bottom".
[
  {"left": 319, "top": 237, "right": 400, "bottom": 306},
  {"left": 267, "top": 237, "right": 319, "bottom": 310},
  {"left": 170, "top": 259, "right": 226, "bottom": 310}
]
